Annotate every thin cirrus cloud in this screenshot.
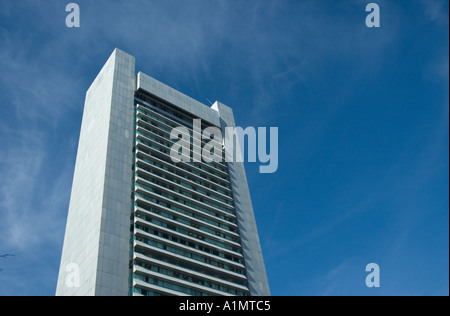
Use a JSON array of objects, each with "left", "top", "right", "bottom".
[
  {"left": 421, "top": 0, "right": 449, "bottom": 25},
  {"left": 0, "top": 128, "right": 46, "bottom": 250},
  {"left": 0, "top": 3, "right": 80, "bottom": 258}
]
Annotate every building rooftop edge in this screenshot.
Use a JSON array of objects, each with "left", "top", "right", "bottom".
[{"left": 136, "top": 71, "right": 223, "bottom": 127}]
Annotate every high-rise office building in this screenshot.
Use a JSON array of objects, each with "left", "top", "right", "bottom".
[{"left": 56, "top": 49, "right": 270, "bottom": 296}]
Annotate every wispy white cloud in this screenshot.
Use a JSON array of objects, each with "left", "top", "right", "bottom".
[
  {"left": 317, "top": 260, "right": 353, "bottom": 296},
  {"left": 418, "top": 0, "right": 449, "bottom": 82},
  {"left": 264, "top": 196, "right": 374, "bottom": 261},
  {"left": 0, "top": 128, "right": 46, "bottom": 251},
  {"left": 0, "top": 125, "right": 72, "bottom": 294},
  {"left": 426, "top": 56, "right": 450, "bottom": 81},
  {"left": 0, "top": 5, "right": 79, "bottom": 255},
  {"left": 0, "top": 28, "right": 83, "bottom": 127},
  {"left": 421, "top": 0, "right": 449, "bottom": 25},
  {"left": 0, "top": 125, "right": 72, "bottom": 253}
]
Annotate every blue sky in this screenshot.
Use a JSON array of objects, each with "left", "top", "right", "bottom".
[{"left": 0, "top": 0, "right": 448, "bottom": 296}]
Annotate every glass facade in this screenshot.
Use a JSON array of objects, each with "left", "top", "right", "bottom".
[{"left": 130, "top": 91, "right": 250, "bottom": 296}]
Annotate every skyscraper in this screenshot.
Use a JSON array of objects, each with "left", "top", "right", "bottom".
[{"left": 56, "top": 49, "right": 270, "bottom": 296}]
